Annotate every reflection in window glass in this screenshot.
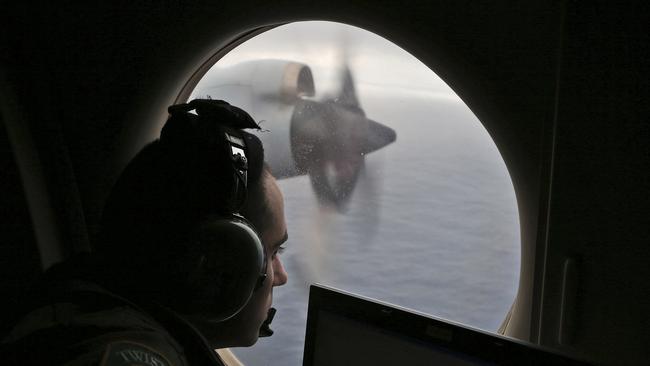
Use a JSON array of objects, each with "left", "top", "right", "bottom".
[{"left": 190, "top": 21, "right": 520, "bottom": 366}]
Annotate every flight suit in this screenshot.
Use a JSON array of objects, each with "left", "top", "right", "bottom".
[{"left": 0, "top": 279, "right": 226, "bottom": 366}]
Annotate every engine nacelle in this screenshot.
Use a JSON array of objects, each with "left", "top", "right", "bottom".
[{"left": 192, "top": 60, "right": 315, "bottom": 178}]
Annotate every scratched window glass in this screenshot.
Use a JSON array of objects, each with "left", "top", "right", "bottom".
[{"left": 190, "top": 21, "right": 520, "bottom": 366}]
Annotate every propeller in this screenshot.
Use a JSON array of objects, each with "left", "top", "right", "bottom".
[{"left": 289, "top": 58, "right": 396, "bottom": 212}]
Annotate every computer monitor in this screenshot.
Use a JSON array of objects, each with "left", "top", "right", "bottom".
[{"left": 303, "top": 285, "right": 591, "bottom": 366}]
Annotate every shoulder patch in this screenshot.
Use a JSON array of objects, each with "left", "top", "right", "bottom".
[{"left": 100, "top": 341, "right": 172, "bottom": 366}]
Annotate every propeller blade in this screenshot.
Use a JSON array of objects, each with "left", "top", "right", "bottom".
[
  {"left": 361, "top": 119, "right": 397, "bottom": 155},
  {"left": 335, "top": 65, "right": 363, "bottom": 113}
]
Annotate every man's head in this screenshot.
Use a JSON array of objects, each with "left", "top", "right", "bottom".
[{"left": 95, "top": 100, "right": 288, "bottom": 347}]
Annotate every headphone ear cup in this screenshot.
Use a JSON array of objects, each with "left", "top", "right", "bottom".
[{"left": 178, "top": 217, "right": 265, "bottom": 321}]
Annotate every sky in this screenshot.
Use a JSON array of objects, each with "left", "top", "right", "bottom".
[{"left": 196, "top": 21, "right": 460, "bottom": 100}]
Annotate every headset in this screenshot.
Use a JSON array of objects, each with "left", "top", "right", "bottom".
[{"left": 159, "top": 99, "right": 268, "bottom": 322}]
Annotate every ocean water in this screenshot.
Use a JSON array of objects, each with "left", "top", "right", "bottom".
[{"left": 232, "top": 89, "right": 521, "bottom": 366}]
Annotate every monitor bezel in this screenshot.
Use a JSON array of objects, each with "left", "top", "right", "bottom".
[{"left": 303, "top": 284, "right": 592, "bottom": 366}]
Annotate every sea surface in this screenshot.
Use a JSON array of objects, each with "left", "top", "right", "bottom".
[{"left": 231, "top": 89, "right": 521, "bottom": 366}]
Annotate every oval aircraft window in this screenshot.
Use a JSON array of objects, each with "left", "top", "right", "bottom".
[{"left": 189, "top": 21, "right": 520, "bottom": 366}]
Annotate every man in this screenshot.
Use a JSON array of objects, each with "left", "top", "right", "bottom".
[{"left": 1, "top": 99, "right": 288, "bottom": 365}]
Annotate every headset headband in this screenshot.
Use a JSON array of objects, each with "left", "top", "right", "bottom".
[
  {"left": 164, "top": 99, "right": 263, "bottom": 213},
  {"left": 224, "top": 129, "right": 249, "bottom": 212}
]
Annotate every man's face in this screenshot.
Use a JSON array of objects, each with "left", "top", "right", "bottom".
[
  {"left": 200, "top": 175, "right": 288, "bottom": 348},
  {"left": 237, "top": 175, "right": 289, "bottom": 343}
]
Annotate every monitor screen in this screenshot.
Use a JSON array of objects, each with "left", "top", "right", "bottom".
[
  {"left": 313, "top": 310, "right": 493, "bottom": 366},
  {"left": 303, "top": 285, "right": 591, "bottom": 366}
]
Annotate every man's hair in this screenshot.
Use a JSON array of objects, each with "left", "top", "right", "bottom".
[
  {"left": 240, "top": 165, "right": 273, "bottom": 231},
  {"left": 92, "top": 119, "right": 271, "bottom": 298}
]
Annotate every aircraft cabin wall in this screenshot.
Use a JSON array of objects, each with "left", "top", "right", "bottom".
[
  {"left": 535, "top": 3, "right": 650, "bottom": 365},
  {"left": 1, "top": 1, "right": 648, "bottom": 365}
]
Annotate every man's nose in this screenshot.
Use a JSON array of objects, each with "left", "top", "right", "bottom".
[{"left": 272, "top": 258, "right": 288, "bottom": 286}]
